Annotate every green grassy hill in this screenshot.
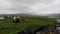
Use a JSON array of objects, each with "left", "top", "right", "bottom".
[{"left": 0, "top": 17, "right": 56, "bottom": 34}]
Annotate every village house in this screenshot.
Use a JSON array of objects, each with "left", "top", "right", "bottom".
[{"left": 0, "top": 16, "right": 4, "bottom": 19}]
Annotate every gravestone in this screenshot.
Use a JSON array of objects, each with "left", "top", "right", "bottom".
[
  {"left": 33, "top": 26, "right": 48, "bottom": 34},
  {"left": 24, "top": 29, "right": 33, "bottom": 34},
  {"left": 17, "top": 30, "right": 25, "bottom": 34},
  {"left": 17, "top": 29, "right": 33, "bottom": 34}
]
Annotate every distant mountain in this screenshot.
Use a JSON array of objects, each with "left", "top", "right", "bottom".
[
  {"left": 0, "top": 13, "right": 60, "bottom": 18},
  {"left": 48, "top": 14, "right": 60, "bottom": 18},
  {"left": 0, "top": 13, "right": 40, "bottom": 17}
]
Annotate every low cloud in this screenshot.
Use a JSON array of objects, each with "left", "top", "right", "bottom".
[{"left": 0, "top": 0, "right": 60, "bottom": 16}]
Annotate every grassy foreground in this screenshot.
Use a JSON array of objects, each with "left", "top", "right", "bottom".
[{"left": 0, "top": 17, "right": 56, "bottom": 34}]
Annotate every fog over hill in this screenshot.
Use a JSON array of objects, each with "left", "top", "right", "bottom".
[{"left": 48, "top": 14, "right": 60, "bottom": 18}]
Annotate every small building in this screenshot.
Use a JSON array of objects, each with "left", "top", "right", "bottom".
[
  {"left": 56, "top": 19, "right": 60, "bottom": 24},
  {"left": 13, "top": 16, "right": 16, "bottom": 20},
  {"left": 0, "top": 16, "right": 4, "bottom": 19},
  {"left": 12, "top": 16, "right": 21, "bottom": 20},
  {"left": 17, "top": 16, "right": 21, "bottom": 18}
]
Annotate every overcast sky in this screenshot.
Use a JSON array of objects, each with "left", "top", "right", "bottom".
[{"left": 0, "top": 0, "right": 60, "bottom": 16}]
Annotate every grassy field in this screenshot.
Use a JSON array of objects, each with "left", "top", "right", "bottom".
[{"left": 0, "top": 17, "right": 57, "bottom": 34}]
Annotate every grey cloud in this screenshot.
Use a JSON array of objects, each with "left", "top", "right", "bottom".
[{"left": 0, "top": 0, "right": 60, "bottom": 16}]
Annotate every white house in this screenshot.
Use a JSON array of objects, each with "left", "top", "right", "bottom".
[
  {"left": 56, "top": 19, "right": 60, "bottom": 23},
  {"left": 13, "top": 16, "right": 16, "bottom": 20},
  {"left": 13, "top": 16, "right": 21, "bottom": 20},
  {"left": 0, "top": 16, "right": 4, "bottom": 19}
]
